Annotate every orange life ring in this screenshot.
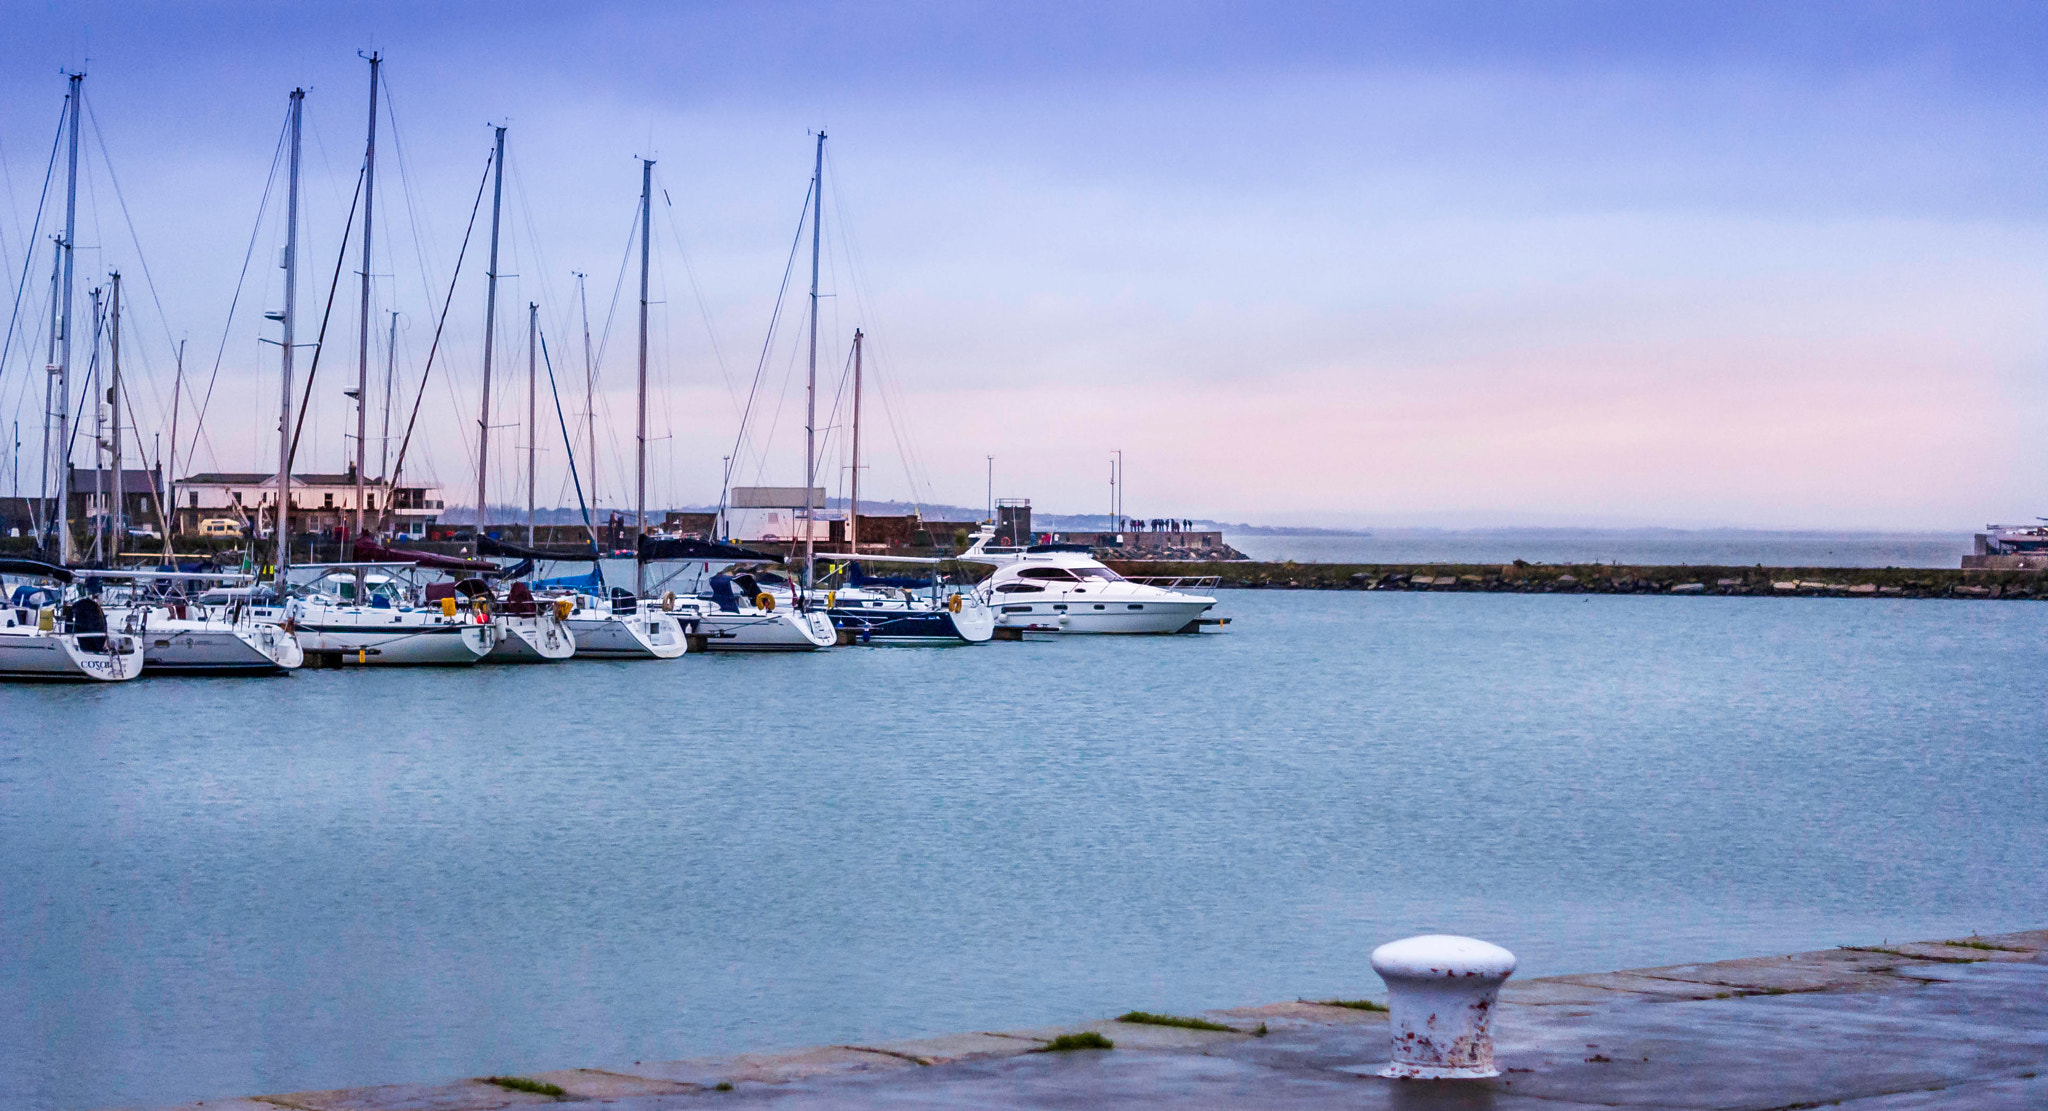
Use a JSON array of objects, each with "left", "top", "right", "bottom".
[
  {"left": 947, "top": 593, "right": 963, "bottom": 613},
  {"left": 755, "top": 592, "right": 776, "bottom": 612}
]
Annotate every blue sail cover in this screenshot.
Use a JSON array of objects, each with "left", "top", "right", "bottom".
[{"left": 534, "top": 568, "right": 604, "bottom": 592}]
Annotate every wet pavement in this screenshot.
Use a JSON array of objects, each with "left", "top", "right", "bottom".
[{"left": 158, "top": 929, "right": 2047, "bottom": 1111}]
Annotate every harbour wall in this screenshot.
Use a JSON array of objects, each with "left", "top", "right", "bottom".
[{"left": 1106, "top": 560, "right": 2047, "bottom": 599}]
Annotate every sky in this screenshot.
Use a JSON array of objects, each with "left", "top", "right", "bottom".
[{"left": 1, "top": 1, "right": 2045, "bottom": 529}]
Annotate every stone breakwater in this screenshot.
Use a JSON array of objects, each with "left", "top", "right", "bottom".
[
  {"left": 1108, "top": 560, "right": 2044, "bottom": 599},
  {"left": 143, "top": 928, "right": 2047, "bottom": 1110}
]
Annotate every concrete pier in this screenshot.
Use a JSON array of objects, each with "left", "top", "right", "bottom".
[{"left": 155, "top": 928, "right": 2046, "bottom": 1111}]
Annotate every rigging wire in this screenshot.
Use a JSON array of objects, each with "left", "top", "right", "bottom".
[
  {"left": 721, "top": 176, "right": 812, "bottom": 511},
  {"left": 283, "top": 159, "right": 366, "bottom": 470},
  {"left": 182, "top": 109, "right": 291, "bottom": 478},
  {"left": 0, "top": 102, "right": 64, "bottom": 437},
  {"left": 387, "top": 147, "right": 493, "bottom": 498}
]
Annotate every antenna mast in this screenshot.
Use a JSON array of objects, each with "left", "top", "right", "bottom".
[
  {"left": 109, "top": 271, "right": 124, "bottom": 563},
  {"left": 526, "top": 301, "right": 537, "bottom": 545}
]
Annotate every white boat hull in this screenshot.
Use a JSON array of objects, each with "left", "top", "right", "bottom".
[
  {"left": 566, "top": 611, "right": 688, "bottom": 658},
  {"left": 486, "top": 613, "right": 576, "bottom": 662},
  {"left": 0, "top": 628, "right": 145, "bottom": 681},
  {"left": 991, "top": 597, "right": 1214, "bottom": 634},
  {"left": 142, "top": 623, "right": 304, "bottom": 673},
  {"left": 293, "top": 608, "right": 496, "bottom": 665},
  {"left": 695, "top": 608, "right": 837, "bottom": 651}
]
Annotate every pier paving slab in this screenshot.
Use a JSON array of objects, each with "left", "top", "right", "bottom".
[{"left": 150, "top": 930, "right": 2048, "bottom": 1111}]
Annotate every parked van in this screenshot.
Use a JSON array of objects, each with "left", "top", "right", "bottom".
[{"left": 198, "top": 518, "right": 244, "bottom": 538}]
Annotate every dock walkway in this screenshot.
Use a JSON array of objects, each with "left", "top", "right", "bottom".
[{"left": 161, "top": 928, "right": 2047, "bottom": 1110}]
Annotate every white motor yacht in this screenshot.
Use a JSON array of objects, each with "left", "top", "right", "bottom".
[
  {"left": 0, "top": 563, "right": 145, "bottom": 681},
  {"left": 289, "top": 564, "right": 497, "bottom": 666},
  {"left": 963, "top": 531, "right": 1220, "bottom": 634}
]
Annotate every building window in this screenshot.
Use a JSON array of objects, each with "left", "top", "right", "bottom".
[
  {"left": 189, "top": 492, "right": 199, "bottom": 508},
  {"left": 324, "top": 493, "right": 334, "bottom": 508}
]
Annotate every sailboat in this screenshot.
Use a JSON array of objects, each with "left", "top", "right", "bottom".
[
  {"left": 0, "top": 559, "right": 144, "bottom": 681},
  {"left": 93, "top": 569, "right": 304, "bottom": 674},
  {"left": 634, "top": 151, "right": 835, "bottom": 647},
  {"left": 808, "top": 329, "right": 994, "bottom": 644}
]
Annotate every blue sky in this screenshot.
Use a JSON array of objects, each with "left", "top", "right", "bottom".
[{"left": 2, "top": 2, "right": 2045, "bottom": 527}]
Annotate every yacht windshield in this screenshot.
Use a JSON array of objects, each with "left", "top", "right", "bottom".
[
  {"left": 1016, "top": 567, "right": 1080, "bottom": 581},
  {"left": 1073, "top": 567, "right": 1125, "bottom": 582}
]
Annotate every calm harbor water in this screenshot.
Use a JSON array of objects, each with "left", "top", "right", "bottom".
[
  {"left": 4, "top": 589, "right": 2044, "bottom": 1111},
  {"left": 1224, "top": 529, "right": 1974, "bottom": 568}
]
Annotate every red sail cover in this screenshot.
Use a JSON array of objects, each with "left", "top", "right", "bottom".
[{"left": 352, "top": 534, "right": 500, "bottom": 572}]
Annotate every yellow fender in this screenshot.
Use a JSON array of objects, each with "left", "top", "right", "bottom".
[
  {"left": 440, "top": 597, "right": 457, "bottom": 618},
  {"left": 825, "top": 591, "right": 836, "bottom": 608},
  {"left": 555, "top": 598, "right": 574, "bottom": 621}
]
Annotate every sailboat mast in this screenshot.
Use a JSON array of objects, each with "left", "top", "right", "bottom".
[
  {"left": 164, "top": 339, "right": 183, "bottom": 557},
  {"left": 276, "top": 88, "right": 303, "bottom": 590},
  {"left": 476, "top": 125, "right": 506, "bottom": 540},
  {"left": 526, "top": 301, "right": 537, "bottom": 545},
  {"left": 803, "top": 130, "right": 824, "bottom": 598},
  {"left": 110, "top": 271, "right": 124, "bottom": 562},
  {"left": 37, "top": 244, "right": 58, "bottom": 543},
  {"left": 380, "top": 309, "right": 396, "bottom": 528},
  {"left": 635, "top": 157, "right": 652, "bottom": 596},
  {"left": 88, "top": 287, "right": 102, "bottom": 561},
  {"left": 353, "top": 51, "right": 379, "bottom": 552},
  {"left": 55, "top": 71, "right": 81, "bottom": 564},
  {"left": 850, "top": 328, "right": 862, "bottom": 554},
  {"left": 577, "top": 271, "right": 594, "bottom": 508}
]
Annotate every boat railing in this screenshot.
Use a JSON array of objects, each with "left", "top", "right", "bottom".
[{"left": 1123, "top": 574, "right": 1222, "bottom": 589}]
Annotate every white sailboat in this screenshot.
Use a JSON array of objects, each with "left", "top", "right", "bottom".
[
  {"left": 92, "top": 570, "right": 303, "bottom": 674},
  {"left": 289, "top": 563, "right": 498, "bottom": 665},
  {"left": 0, "top": 561, "right": 144, "bottom": 681}
]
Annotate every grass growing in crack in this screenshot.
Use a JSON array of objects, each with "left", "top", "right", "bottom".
[
  {"left": 1034, "top": 1032, "right": 1114, "bottom": 1052},
  {"left": 714, "top": 1082, "right": 733, "bottom": 1091},
  {"left": 1311, "top": 999, "right": 1388, "bottom": 1012},
  {"left": 1116, "top": 1011, "right": 1240, "bottom": 1032},
  {"left": 1946, "top": 938, "right": 2028, "bottom": 952},
  {"left": 1252, "top": 1023, "right": 1269, "bottom": 1037},
  {"left": 483, "top": 1077, "right": 564, "bottom": 1098}
]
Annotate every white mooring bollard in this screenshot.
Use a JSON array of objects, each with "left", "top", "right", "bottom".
[{"left": 1370, "top": 934, "right": 1517, "bottom": 1079}]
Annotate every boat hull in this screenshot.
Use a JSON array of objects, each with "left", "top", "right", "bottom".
[
  {"left": 293, "top": 609, "right": 495, "bottom": 665},
  {"left": 828, "top": 600, "right": 994, "bottom": 644},
  {"left": 695, "top": 609, "right": 836, "bottom": 651},
  {"left": 991, "top": 597, "right": 1214, "bottom": 634},
  {"left": 0, "top": 630, "right": 145, "bottom": 681},
  {"left": 486, "top": 614, "right": 575, "bottom": 661},
  {"left": 142, "top": 623, "right": 303, "bottom": 674},
  {"left": 566, "top": 611, "right": 688, "bottom": 658}
]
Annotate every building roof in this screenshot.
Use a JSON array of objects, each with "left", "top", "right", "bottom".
[
  {"left": 67, "top": 467, "right": 162, "bottom": 486},
  {"left": 177, "top": 471, "right": 437, "bottom": 490}
]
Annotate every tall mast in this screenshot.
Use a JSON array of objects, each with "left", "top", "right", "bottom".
[
  {"left": 576, "top": 271, "right": 594, "bottom": 508},
  {"left": 526, "top": 301, "right": 537, "bottom": 545},
  {"left": 109, "top": 271, "right": 124, "bottom": 562},
  {"left": 804, "top": 130, "right": 825, "bottom": 600},
  {"left": 353, "top": 51, "right": 380, "bottom": 553},
  {"left": 476, "top": 125, "right": 506, "bottom": 539},
  {"left": 276, "top": 88, "right": 303, "bottom": 590},
  {"left": 89, "top": 287, "right": 103, "bottom": 561},
  {"left": 634, "top": 158, "right": 652, "bottom": 597},
  {"left": 37, "top": 242, "right": 59, "bottom": 543},
  {"left": 849, "top": 328, "right": 862, "bottom": 554},
  {"left": 379, "top": 309, "right": 396, "bottom": 530},
  {"left": 55, "top": 71, "right": 82, "bottom": 564},
  {"left": 164, "top": 339, "right": 183, "bottom": 557}
]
